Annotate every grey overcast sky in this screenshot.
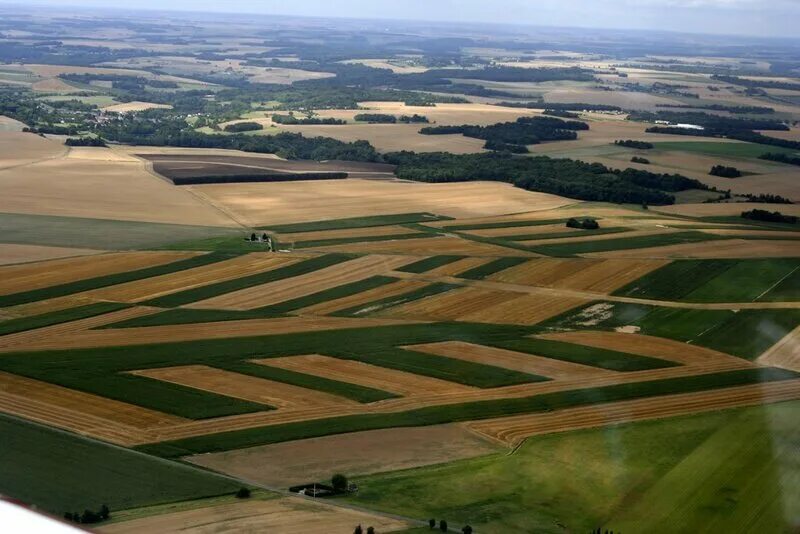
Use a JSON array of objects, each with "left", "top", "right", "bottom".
[{"left": 12, "top": 0, "right": 800, "bottom": 38}]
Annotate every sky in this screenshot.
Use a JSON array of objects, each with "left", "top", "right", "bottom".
[{"left": 11, "top": 0, "right": 800, "bottom": 38}]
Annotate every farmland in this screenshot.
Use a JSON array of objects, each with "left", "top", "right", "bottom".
[{"left": 1, "top": 5, "right": 799, "bottom": 532}]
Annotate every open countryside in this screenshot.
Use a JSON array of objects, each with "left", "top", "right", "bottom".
[{"left": 0, "top": 2, "right": 799, "bottom": 533}]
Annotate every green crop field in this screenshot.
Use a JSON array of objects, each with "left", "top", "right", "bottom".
[
  {"left": 531, "top": 231, "right": 726, "bottom": 256},
  {"left": 0, "top": 212, "right": 240, "bottom": 250},
  {"left": 614, "top": 259, "right": 800, "bottom": 302},
  {"left": 652, "top": 141, "right": 800, "bottom": 159},
  {"left": 0, "top": 302, "right": 130, "bottom": 335},
  {"left": 0, "top": 414, "right": 240, "bottom": 514},
  {"left": 343, "top": 401, "right": 799, "bottom": 534},
  {"left": 396, "top": 255, "right": 466, "bottom": 273},
  {"left": 261, "top": 213, "right": 450, "bottom": 233},
  {"left": 332, "top": 282, "right": 460, "bottom": 316},
  {"left": 547, "top": 301, "right": 800, "bottom": 360},
  {"left": 457, "top": 256, "right": 528, "bottom": 280}
]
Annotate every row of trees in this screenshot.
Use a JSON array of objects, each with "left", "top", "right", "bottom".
[
  {"left": 759, "top": 152, "right": 800, "bottom": 166},
  {"left": 615, "top": 139, "right": 653, "bottom": 149},
  {"left": 354, "top": 113, "right": 429, "bottom": 124},
  {"left": 742, "top": 209, "right": 798, "bottom": 224},
  {"left": 271, "top": 114, "right": 345, "bottom": 125},
  {"left": 64, "top": 505, "right": 110, "bottom": 525},
  {"left": 420, "top": 116, "right": 588, "bottom": 149},
  {"left": 384, "top": 151, "right": 708, "bottom": 205},
  {"left": 709, "top": 165, "right": 742, "bottom": 178}
]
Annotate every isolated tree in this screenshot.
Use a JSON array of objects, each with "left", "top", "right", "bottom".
[
  {"left": 367, "top": 527, "right": 375, "bottom": 534},
  {"left": 332, "top": 473, "right": 348, "bottom": 493},
  {"left": 439, "top": 519, "right": 448, "bottom": 532},
  {"left": 236, "top": 487, "right": 251, "bottom": 499},
  {"left": 99, "top": 504, "right": 110, "bottom": 520},
  {"left": 462, "top": 526, "right": 473, "bottom": 534},
  {"left": 429, "top": 518, "right": 437, "bottom": 529},
  {"left": 261, "top": 232, "right": 268, "bottom": 242},
  {"left": 250, "top": 232, "right": 257, "bottom": 242},
  {"left": 354, "top": 525, "right": 363, "bottom": 534}
]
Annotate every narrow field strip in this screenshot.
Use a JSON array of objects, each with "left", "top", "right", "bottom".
[
  {"left": 262, "top": 212, "right": 448, "bottom": 233},
  {"left": 537, "top": 331, "right": 746, "bottom": 366},
  {"left": 84, "top": 253, "right": 306, "bottom": 303},
  {"left": 529, "top": 231, "right": 728, "bottom": 257},
  {"left": 276, "top": 224, "right": 420, "bottom": 243},
  {"left": 406, "top": 341, "right": 617, "bottom": 379},
  {"left": 0, "top": 251, "right": 226, "bottom": 307},
  {"left": 294, "top": 279, "right": 431, "bottom": 316},
  {"left": 0, "top": 371, "right": 183, "bottom": 445},
  {"left": 458, "top": 256, "right": 529, "bottom": 280},
  {"left": 218, "top": 360, "right": 398, "bottom": 403},
  {"left": 136, "top": 367, "right": 798, "bottom": 456},
  {"left": 0, "top": 316, "right": 422, "bottom": 352},
  {"left": 332, "top": 282, "right": 461, "bottom": 317},
  {"left": 0, "top": 302, "right": 130, "bottom": 336},
  {"left": 465, "top": 378, "right": 800, "bottom": 446},
  {"left": 309, "top": 236, "right": 533, "bottom": 257},
  {"left": 130, "top": 365, "right": 355, "bottom": 409},
  {"left": 440, "top": 218, "right": 569, "bottom": 232},
  {"left": 0, "top": 251, "right": 197, "bottom": 296},
  {"left": 189, "top": 255, "right": 411, "bottom": 310},
  {"left": 424, "top": 257, "right": 497, "bottom": 276},
  {"left": 467, "top": 223, "right": 581, "bottom": 238},
  {"left": 143, "top": 253, "right": 353, "bottom": 308},
  {"left": 259, "top": 354, "right": 477, "bottom": 396},
  {"left": 756, "top": 323, "right": 800, "bottom": 372},
  {"left": 490, "top": 337, "right": 679, "bottom": 372},
  {"left": 292, "top": 232, "right": 429, "bottom": 249},
  {"left": 396, "top": 255, "right": 465, "bottom": 274}
]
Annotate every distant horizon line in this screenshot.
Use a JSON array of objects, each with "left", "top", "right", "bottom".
[{"left": 2, "top": 1, "right": 800, "bottom": 42}]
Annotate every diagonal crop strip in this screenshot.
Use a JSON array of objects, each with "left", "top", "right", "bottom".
[
  {"left": 0, "top": 302, "right": 132, "bottom": 336},
  {"left": 397, "top": 255, "right": 467, "bottom": 274},
  {"left": 260, "top": 213, "right": 451, "bottom": 233},
  {"left": 142, "top": 254, "right": 354, "bottom": 308},
  {"left": 0, "top": 252, "right": 240, "bottom": 308},
  {"left": 102, "top": 276, "right": 400, "bottom": 328},
  {"left": 458, "top": 256, "right": 529, "bottom": 280},
  {"left": 331, "top": 282, "right": 461, "bottom": 317},
  {"left": 136, "top": 367, "right": 799, "bottom": 457},
  {"left": 491, "top": 338, "right": 679, "bottom": 372},
  {"left": 292, "top": 233, "right": 428, "bottom": 249}
]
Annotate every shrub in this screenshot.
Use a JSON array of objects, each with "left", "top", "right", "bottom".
[
  {"left": 354, "top": 525, "right": 363, "bottom": 534},
  {"left": 236, "top": 487, "right": 251, "bottom": 499},
  {"left": 631, "top": 156, "right": 650, "bottom": 164},
  {"left": 615, "top": 139, "right": 653, "bottom": 149},
  {"left": 332, "top": 473, "right": 348, "bottom": 493},
  {"left": 440, "top": 519, "right": 448, "bottom": 531},
  {"left": 429, "top": 518, "right": 437, "bottom": 529}
]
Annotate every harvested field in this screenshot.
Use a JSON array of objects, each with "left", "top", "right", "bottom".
[
  {"left": 86, "top": 253, "right": 304, "bottom": 303},
  {"left": 0, "top": 155, "right": 239, "bottom": 226},
  {"left": 0, "top": 131, "right": 65, "bottom": 170},
  {"left": 519, "top": 228, "right": 675, "bottom": 247},
  {"left": 487, "top": 258, "right": 669, "bottom": 293},
  {"left": 587, "top": 239, "right": 800, "bottom": 259},
  {"left": 187, "top": 424, "right": 499, "bottom": 488},
  {"left": 654, "top": 202, "right": 800, "bottom": 218},
  {"left": 424, "top": 257, "right": 496, "bottom": 276},
  {"left": 99, "top": 497, "right": 411, "bottom": 534},
  {"left": 465, "top": 379, "right": 800, "bottom": 446},
  {"left": 66, "top": 147, "right": 141, "bottom": 162},
  {"left": 380, "top": 286, "right": 588, "bottom": 325},
  {"left": 189, "top": 255, "right": 412, "bottom": 310},
  {"left": 537, "top": 331, "right": 744, "bottom": 366},
  {"left": 30, "top": 77, "right": 80, "bottom": 92},
  {"left": 697, "top": 229, "right": 800, "bottom": 239},
  {"left": 407, "top": 341, "right": 616, "bottom": 379},
  {"left": 757, "top": 324, "right": 800, "bottom": 372},
  {"left": 190, "top": 179, "right": 572, "bottom": 227},
  {"left": 294, "top": 279, "right": 431, "bottom": 316},
  {"left": 277, "top": 225, "right": 417, "bottom": 243},
  {"left": 468, "top": 223, "right": 579, "bottom": 238},
  {"left": 130, "top": 365, "right": 354, "bottom": 409},
  {"left": 274, "top": 122, "right": 488, "bottom": 153},
  {"left": 0, "top": 251, "right": 197, "bottom": 296},
  {"left": 0, "top": 316, "right": 421, "bottom": 352},
  {"left": 0, "top": 371, "right": 182, "bottom": 445},
  {"left": 102, "top": 101, "right": 172, "bottom": 113},
  {"left": 0, "top": 244, "right": 101, "bottom": 266},
  {"left": 311, "top": 236, "right": 534, "bottom": 257},
  {"left": 259, "top": 355, "right": 475, "bottom": 396}
]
